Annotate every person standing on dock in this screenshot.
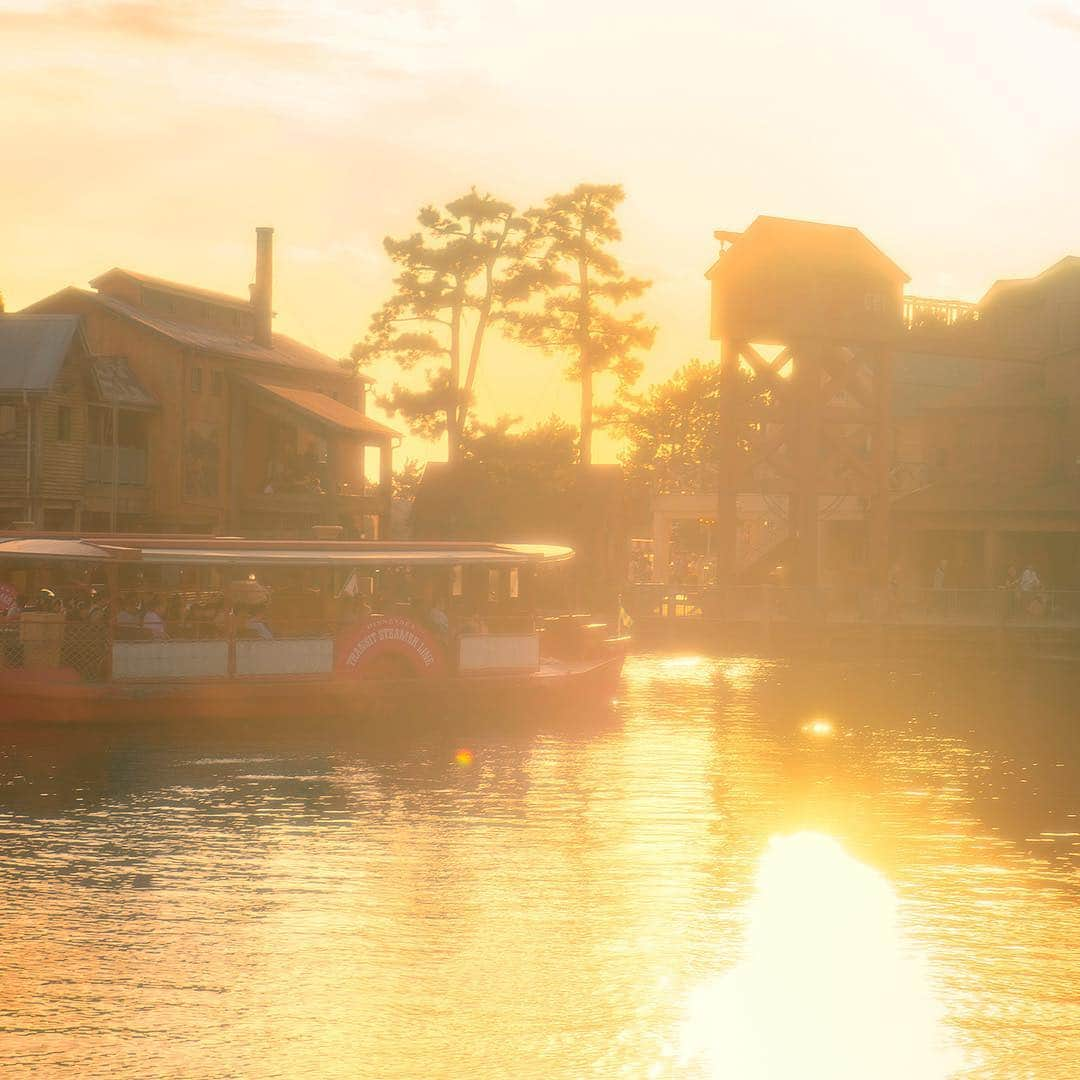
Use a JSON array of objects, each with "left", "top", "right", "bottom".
[{"left": 932, "top": 559, "right": 948, "bottom": 617}]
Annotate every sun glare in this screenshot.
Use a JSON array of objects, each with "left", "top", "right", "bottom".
[
  {"left": 802, "top": 718, "right": 836, "bottom": 738},
  {"left": 680, "top": 833, "right": 963, "bottom": 1079}
]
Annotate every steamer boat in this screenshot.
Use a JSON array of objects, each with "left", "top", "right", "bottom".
[{"left": 0, "top": 536, "right": 627, "bottom": 725}]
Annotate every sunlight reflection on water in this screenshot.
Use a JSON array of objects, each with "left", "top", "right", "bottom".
[
  {"left": 681, "top": 832, "right": 965, "bottom": 1079},
  {"left": 0, "top": 653, "right": 1077, "bottom": 1078}
]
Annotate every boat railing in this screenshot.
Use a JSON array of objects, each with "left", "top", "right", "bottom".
[
  {"left": 622, "top": 583, "right": 1080, "bottom": 627},
  {"left": 453, "top": 614, "right": 540, "bottom": 673}
]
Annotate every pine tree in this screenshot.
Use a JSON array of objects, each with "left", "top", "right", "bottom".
[
  {"left": 504, "top": 184, "right": 654, "bottom": 465},
  {"left": 352, "top": 190, "right": 529, "bottom": 464}
]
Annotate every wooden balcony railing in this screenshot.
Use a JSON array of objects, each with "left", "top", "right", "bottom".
[{"left": 85, "top": 446, "right": 148, "bottom": 485}]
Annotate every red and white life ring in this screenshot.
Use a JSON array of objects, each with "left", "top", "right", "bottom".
[{"left": 335, "top": 616, "right": 446, "bottom": 678}]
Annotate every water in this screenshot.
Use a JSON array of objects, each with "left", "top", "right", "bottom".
[{"left": 1, "top": 654, "right": 1077, "bottom": 1078}]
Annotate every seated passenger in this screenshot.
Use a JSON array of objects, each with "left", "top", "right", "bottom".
[
  {"left": 244, "top": 603, "right": 274, "bottom": 640},
  {"left": 116, "top": 596, "right": 140, "bottom": 629},
  {"left": 142, "top": 596, "right": 168, "bottom": 640},
  {"left": 428, "top": 600, "right": 450, "bottom": 639}
]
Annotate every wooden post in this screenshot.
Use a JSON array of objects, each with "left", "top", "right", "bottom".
[
  {"left": 110, "top": 403, "right": 120, "bottom": 533},
  {"left": 791, "top": 340, "right": 821, "bottom": 589},
  {"left": 379, "top": 437, "right": 393, "bottom": 539},
  {"left": 868, "top": 346, "right": 893, "bottom": 587},
  {"left": 103, "top": 563, "right": 118, "bottom": 681},
  {"left": 716, "top": 339, "right": 740, "bottom": 586}
]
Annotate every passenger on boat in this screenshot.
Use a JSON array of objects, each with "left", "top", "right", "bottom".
[
  {"left": 243, "top": 603, "right": 274, "bottom": 640},
  {"left": 5, "top": 593, "right": 25, "bottom": 619},
  {"left": 116, "top": 596, "right": 141, "bottom": 635},
  {"left": 428, "top": 597, "right": 450, "bottom": 640},
  {"left": 87, "top": 590, "right": 110, "bottom": 624},
  {"left": 142, "top": 596, "right": 168, "bottom": 640}
]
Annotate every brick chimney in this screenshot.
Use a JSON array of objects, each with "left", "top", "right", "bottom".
[{"left": 252, "top": 226, "right": 274, "bottom": 347}]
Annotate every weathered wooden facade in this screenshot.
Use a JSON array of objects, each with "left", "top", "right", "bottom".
[
  {"left": 0, "top": 315, "right": 97, "bottom": 529},
  {"left": 8, "top": 229, "right": 397, "bottom": 537}
]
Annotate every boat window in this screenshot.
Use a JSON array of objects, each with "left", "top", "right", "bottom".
[
  {"left": 487, "top": 569, "right": 499, "bottom": 604},
  {"left": 451, "top": 565, "right": 464, "bottom": 598},
  {"left": 508, "top": 567, "right": 520, "bottom": 600}
]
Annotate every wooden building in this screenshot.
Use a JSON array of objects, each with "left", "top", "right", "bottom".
[
  {"left": 891, "top": 256, "right": 1080, "bottom": 588},
  {"left": 703, "top": 215, "right": 907, "bottom": 588},
  {"left": 7, "top": 229, "right": 397, "bottom": 537}
]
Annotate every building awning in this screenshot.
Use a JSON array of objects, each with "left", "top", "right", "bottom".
[
  {"left": 90, "top": 357, "right": 158, "bottom": 408},
  {"left": 244, "top": 377, "right": 399, "bottom": 439}
]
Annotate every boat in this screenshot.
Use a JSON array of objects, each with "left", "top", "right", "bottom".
[{"left": 0, "top": 536, "right": 627, "bottom": 725}]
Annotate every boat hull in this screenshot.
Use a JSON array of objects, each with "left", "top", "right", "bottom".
[{"left": 0, "top": 652, "right": 625, "bottom": 726}]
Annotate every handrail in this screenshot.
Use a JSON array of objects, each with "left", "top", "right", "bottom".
[{"left": 622, "top": 583, "right": 1080, "bottom": 627}]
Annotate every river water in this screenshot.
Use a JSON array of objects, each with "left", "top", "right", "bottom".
[{"left": 1, "top": 653, "right": 1077, "bottom": 1079}]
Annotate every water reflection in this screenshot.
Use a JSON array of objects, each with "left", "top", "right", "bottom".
[
  {"left": 682, "top": 833, "right": 962, "bottom": 1079},
  {"left": 0, "top": 654, "right": 1077, "bottom": 1078}
]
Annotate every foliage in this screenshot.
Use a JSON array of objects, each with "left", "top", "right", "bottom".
[
  {"left": 463, "top": 413, "right": 578, "bottom": 469},
  {"left": 503, "top": 183, "right": 654, "bottom": 465},
  {"left": 391, "top": 458, "right": 425, "bottom": 505},
  {"left": 606, "top": 358, "right": 762, "bottom": 495},
  {"left": 351, "top": 189, "right": 532, "bottom": 463}
]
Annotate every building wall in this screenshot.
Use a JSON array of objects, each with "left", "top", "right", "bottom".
[
  {"left": 921, "top": 405, "right": 1063, "bottom": 489},
  {"left": 39, "top": 346, "right": 89, "bottom": 502}
]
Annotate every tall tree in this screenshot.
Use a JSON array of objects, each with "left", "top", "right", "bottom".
[
  {"left": 352, "top": 189, "right": 529, "bottom": 464},
  {"left": 504, "top": 183, "right": 654, "bottom": 465}
]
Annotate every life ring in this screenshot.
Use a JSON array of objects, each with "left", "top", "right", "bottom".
[{"left": 335, "top": 616, "right": 446, "bottom": 678}]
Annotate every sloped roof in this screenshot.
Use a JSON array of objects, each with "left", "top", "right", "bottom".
[
  {"left": 979, "top": 255, "right": 1080, "bottom": 307},
  {"left": 0, "top": 314, "right": 80, "bottom": 392},
  {"left": 90, "top": 357, "right": 158, "bottom": 408},
  {"left": 27, "top": 287, "right": 372, "bottom": 383},
  {"left": 89, "top": 268, "right": 254, "bottom": 311},
  {"left": 706, "top": 215, "right": 910, "bottom": 283},
  {"left": 244, "top": 377, "right": 398, "bottom": 438}
]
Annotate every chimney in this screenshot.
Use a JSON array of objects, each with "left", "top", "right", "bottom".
[{"left": 252, "top": 226, "right": 274, "bottom": 347}]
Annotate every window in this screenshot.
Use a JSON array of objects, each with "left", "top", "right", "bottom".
[
  {"left": 210, "top": 370, "right": 224, "bottom": 396},
  {"left": 0, "top": 404, "right": 16, "bottom": 439},
  {"left": 451, "top": 565, "right": 464, "bottom": 598},
  {"left": 57, "top": 405, "right": 72, "bottom": 443},
  {"left": 191, "top": 366, "right": 202, "bottom": 393},
  {"left": 508, "top": 567, "right": 520, "bottom": 600}
]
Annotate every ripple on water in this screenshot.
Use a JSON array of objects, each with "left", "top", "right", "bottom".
[{"left": 0, "top": 654, "right": 1077, "bottom": 1078}]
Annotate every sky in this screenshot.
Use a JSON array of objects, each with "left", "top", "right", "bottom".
[{"left": 3, "top": 0, "right": 1080, "bottom": 462}]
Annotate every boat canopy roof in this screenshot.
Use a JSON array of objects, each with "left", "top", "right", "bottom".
[{"left": 0, "top": 536, "right": 574, "bottom": 568}]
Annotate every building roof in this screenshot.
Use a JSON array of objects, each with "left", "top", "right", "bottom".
[
  {"left": 0, "top": 314, "right": 81, "bottom": 392},
  {"left": 27, "top": 287, "right": 372, "bottom": 383},
  {"left": 893, "top": 480, "right": 1080, "bottom": 516},
  {"left": 89, "top": 268, "right": 253, "bottom": 312},
  {"left": 706, "top": 215, "right": 910, "bottom": 283},
  {"left": 979, "top": 255, "right": 1080, "bottom": 307},
  {"left": 244, "top": 377, "right": 399, "bottom": 438},
  {"left": 90, "top": 357, "right": 159, "bottom": 408}
]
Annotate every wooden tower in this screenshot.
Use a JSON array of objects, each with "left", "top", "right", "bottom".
[{"left": 707, "top": 216, "right": 909, "bottom": 587}]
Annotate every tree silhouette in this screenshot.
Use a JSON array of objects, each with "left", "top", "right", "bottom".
[
  {"left": 504, "top": 184, "right": 654, "bottom": 466},
  {"left": 352, "top": 189, "right": 530, "bottom": 464},
  {"left": 606, "top": 358, "right": 767, "bottom": 495}
]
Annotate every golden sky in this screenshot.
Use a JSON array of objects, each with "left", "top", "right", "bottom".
[{"left": 3, "top": 0, "right": 1080, "bottom": 461}]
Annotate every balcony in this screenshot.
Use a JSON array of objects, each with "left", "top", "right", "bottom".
[{"left": 85, "top": 445, "right": 148, "bottom": 485}]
